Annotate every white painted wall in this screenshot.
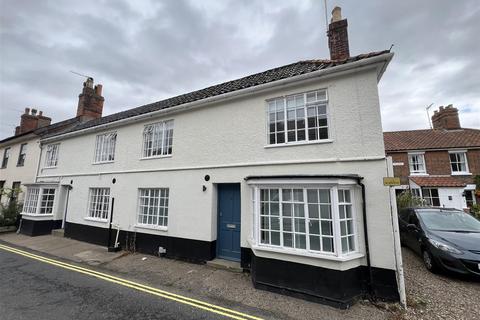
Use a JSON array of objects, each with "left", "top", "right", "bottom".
[
  {"left": 36, "top": 67, "right": 396, "bottom": 271},
  {"left": 38, "top": 69, "right": 385, "bottom": 177},
  {"left": 0, "top": 136, "right": 41, "bottom": 205},
  {"left": 438, "top": 187, "right": 466, "bottom": 210}
]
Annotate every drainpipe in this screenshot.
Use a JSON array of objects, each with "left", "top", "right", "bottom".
[
  {"left": 355, "top": 177, "right": 374, "bottom": 300},
  {"left": 107, "top": 197, "right": 115, "bottom": 248},
  {"left": 62, "top": 185, "right": 73, "bottom": 229}
]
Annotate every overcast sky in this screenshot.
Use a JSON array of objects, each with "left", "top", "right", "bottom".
[{"left": 1, "top": 0, "right": 479, "bottom": 139}]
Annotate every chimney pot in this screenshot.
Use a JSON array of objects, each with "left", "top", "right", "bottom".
[
  {"left": 25, "top": 107, "right": 30, "bottom": 114},
  {"left": 331, "top": 6, "right": 342, "bottom": 22},
  {"left": 31, "top": 108, "right": 37, "bottom": 115},
  {"left": 95, "top": 84, "right": 103, "bottom": 96},
  {"left": 39, "top": 111, "right": 43, "bottom": 116}
]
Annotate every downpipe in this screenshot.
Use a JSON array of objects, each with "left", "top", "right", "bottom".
[{"left": 355, "top": 178, "right": 375, "bottom": 301}]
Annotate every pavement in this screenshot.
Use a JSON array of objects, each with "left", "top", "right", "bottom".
[{"left": 0, "top": 232, "right": 398, "bottom": 320}]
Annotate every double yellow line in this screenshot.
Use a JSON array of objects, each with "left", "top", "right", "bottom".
[{"left": 0, "top": 243, "right": 263, "bottom": 320}]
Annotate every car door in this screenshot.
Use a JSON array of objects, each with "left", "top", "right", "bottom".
[
  {"left": 406, "top": 211, "right": 422, "bottom": 254},
  {"left": 398, "top": 208, "right": 410, "bottom": 245}
]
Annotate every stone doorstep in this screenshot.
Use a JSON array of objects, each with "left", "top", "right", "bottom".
[
  {"left": 206, "top": 258, "right": 243, "bottom": 273},
  {"left": 51, "top": 229, "right": 65, "bottom": 237}
]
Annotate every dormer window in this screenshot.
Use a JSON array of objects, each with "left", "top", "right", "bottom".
[{"left": 408, "top": 153, "right": 426, "bottom": 175}]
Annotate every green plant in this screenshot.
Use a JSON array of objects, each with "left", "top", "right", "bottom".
[
  {"left": 470, "top": 204, "right": 480, "bottom": 219},
  {"left": 0, "top": 200, "right": 22, "bottom": 227},
  {"left": 0, "top": 187, "right": 23, "bottom": 227},
  {"left": 396, "top": 190, "right": 425, "bottom": 211}
]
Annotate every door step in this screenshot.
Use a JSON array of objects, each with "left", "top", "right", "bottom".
[
  {"left": 51, "top": 229, "right": 65, "bottom": 237},
  {"left": 206, "top": 259, "right": 242, "bottom": 273}
]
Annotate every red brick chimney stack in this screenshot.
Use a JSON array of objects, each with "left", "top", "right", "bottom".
[
  {"left": 431, "top": 105, "right": 461, "bottom": 130},
  {"left": 76, "top": 77, "right": 104, "bottom": 121},
  {"left": 327, "top": 6, "right": 350, "bottom": 61},
  {"left": 15, "top": 107, "right": 52, "bottom": 135}
]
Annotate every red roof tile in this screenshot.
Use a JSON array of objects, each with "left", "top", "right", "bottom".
[
  {"left": 410, "top": 176, "right": 467, "bottom": 187},
  {"left": 384, "top": 128, "right": 480, "bottom": 152}
]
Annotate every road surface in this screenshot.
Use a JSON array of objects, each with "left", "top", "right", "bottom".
[{"left": 0, "top": 244, "right": 263, "bottom": 320}]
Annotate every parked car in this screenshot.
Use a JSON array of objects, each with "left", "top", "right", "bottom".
[{"left": 398, "top": 207, "right": 480, "bottom": 277}]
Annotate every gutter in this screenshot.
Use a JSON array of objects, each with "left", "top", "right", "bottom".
[{"left": 41, "top": 53, "right": 394, "bottom": 143}]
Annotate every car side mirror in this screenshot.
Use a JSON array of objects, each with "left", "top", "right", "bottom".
[{"left": 407, "top": 224, "right": 418, "bottom": 231}]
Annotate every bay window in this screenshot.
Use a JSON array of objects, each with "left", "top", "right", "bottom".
[
  {"left": 22, "top": 186, "right": 56, "bottom": 215},
  {"left": 267, "top": 89, "right": 328, "bottom": 145},
  {"left": 252, "top": 183, "right": 359, "bottom": 258}
]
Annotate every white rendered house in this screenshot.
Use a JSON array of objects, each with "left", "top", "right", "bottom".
[{"left": 19, "top": 8, "right": 402, "bottom": 308}]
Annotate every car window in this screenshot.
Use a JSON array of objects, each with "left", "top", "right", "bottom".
[
  {"left": 409, "top": 213, "right": 420, "bottom": 227},
  {"left": 399, "top": 209, "right": 410, "bottom": 222},
  {"left": 417, "top": 209, "right": 480, "bottom": 232}
]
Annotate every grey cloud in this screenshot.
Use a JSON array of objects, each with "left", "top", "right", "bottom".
[{"left": 1, "top": 0, "right": 479, "bottom": 139}]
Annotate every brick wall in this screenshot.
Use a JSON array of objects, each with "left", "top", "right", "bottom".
[{"left": 388, "top": 149, "right": 479, "bottom": 185}]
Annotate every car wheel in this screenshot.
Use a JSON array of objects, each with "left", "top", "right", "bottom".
[{"left": 422, "top": 249, "right": 438, "bottom": 273}]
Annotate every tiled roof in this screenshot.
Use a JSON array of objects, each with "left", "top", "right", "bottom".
[
  {"left": 410, "top": 176, "right": 467, "bottom": 187},
  {"left": 46, "top": 50, "right": 390, "bottom": 138},
  {"left": 0, "top": 117, "right": 83, "bottom": 144},
  {"left": 384, "top": 128, "right": 480, "bottom": 152}
]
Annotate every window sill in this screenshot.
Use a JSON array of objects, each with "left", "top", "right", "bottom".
[
  {"left": 410, "top": 173, "right": 428, "bottom": 176},
  {"left": 140, "top": 155, "right": 173, "bottom": 161},
  {"left": 92, "top": 161, "right": 115, "bottom": 165},
  {"left": 451, "top": 172, "right": 471, "bottom": 176},
  {"left": 249, "top": 241, "right": 364, "bottom": 262},
  {"left": 84, "top": 217, "right": 108, "bottom": 223},
  {"left": 43, "top": 166, "right": 57, "bottom": 169},
  {"left": 264, "top": 139, "right": 333, "bottom": 149},
  {"left": 21, "top": 213, "right": 54, "bottom": 221},
  {"left": 21, "top": 213, "right": 54, "bottom": 218},
  {"left": 134, "top": 224, "right": 168, "bottom": 231}
]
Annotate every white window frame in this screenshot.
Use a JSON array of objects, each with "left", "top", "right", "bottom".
[
  {"left": 94, "top": 132, "right": 117, "bottom": 164},
  {"left": 17, "top": 143, "right": 27, "bottom": 167},
  {"left": 250, "top": 182, "right": 360, "bottom": 260},
  {"left": 135, "top": 188, "right": 169, "bottom": 230},
  {"left": 408, "top": 152, "right": 427, "bottom": 175},
  {"left": 448, "top": 150, "right": 469, "bottom": 175},
  {"left": 86, "top": 188, "right": 111, "bottom": 221},
  {"left": 421, "top": 188, "right": 440, "bottom": 207},
  {"left": 142, "top": 120, "right": 174, "bottom": 159},
  {"left": 21, "top": 186, "right": 56, "bottom": 216},
  {"left": 265, "top": 89, "right": 330, "bottom": 147},
  {"left": 2, "top": 147, "right": 11, "bottom": 168},
  {"left": 45, "top": 144, "right": 59, "bottom": 168}
]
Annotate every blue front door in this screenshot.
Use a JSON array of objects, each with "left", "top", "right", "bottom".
[{"left": 217, "top": 184, "right": 241, "bottom": 261}]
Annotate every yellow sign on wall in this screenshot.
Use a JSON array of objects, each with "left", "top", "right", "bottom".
[{"left": 383, "top": 177, "right": 401, "bottom": 186}]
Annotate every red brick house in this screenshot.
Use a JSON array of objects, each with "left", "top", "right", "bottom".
[{"left": 384, "top": 105, "right": 480, "bottom": 210}]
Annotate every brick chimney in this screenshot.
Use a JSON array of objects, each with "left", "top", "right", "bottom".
[
  {"left": 15, "top": 107, "right": 52, "bottom": 135},
  {"left": 76, "top": 77, "right": 104, "bottom": 121},
  {"left": 327, "top": 6, "right": 350, "bottom": 61},
  {"left": 432, "top": 105, "right": 461, "bottom": 130}
]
